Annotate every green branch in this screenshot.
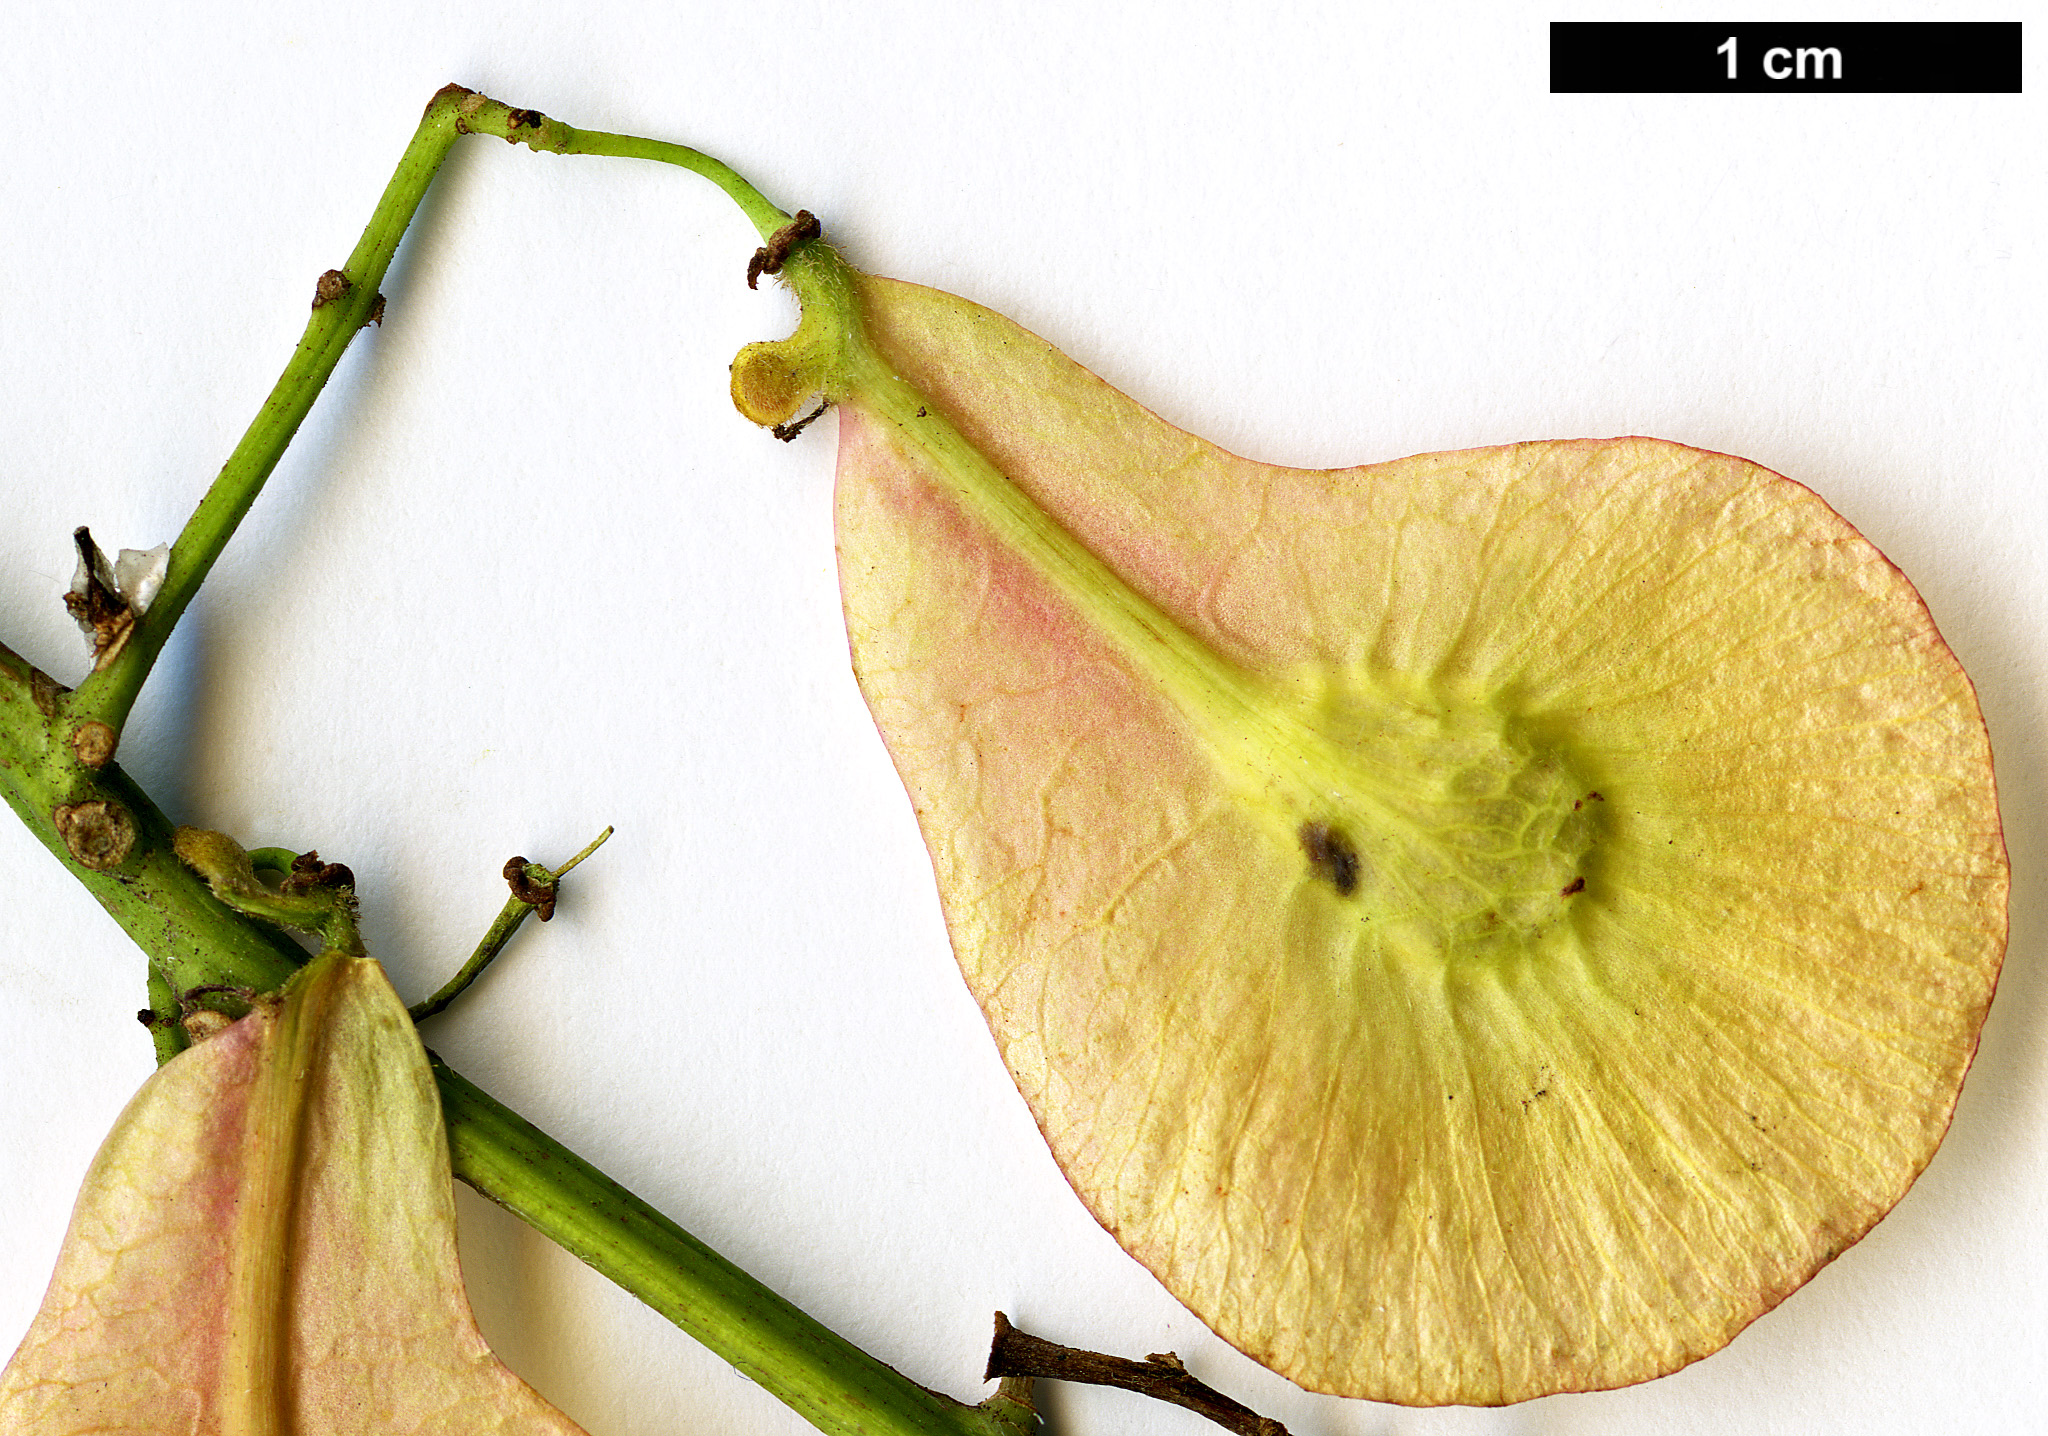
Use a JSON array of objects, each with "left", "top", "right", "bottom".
[
  {"left": 61, "top": 87, "right": 790, "bottom": 752},
  {"left": 63, "top": 92, "right": 465, "bottom": 747},
  {"left": 0, "top": 88, "right": 1028, "bottom": 1436},
  {"left": 439, "top": 1064, "right": 1022, "bottom": 1436},
  {"left": 0, "top": 583, "right": 1023, "bottom": 1436}
]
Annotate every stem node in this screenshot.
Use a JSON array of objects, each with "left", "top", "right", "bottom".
[
  {"left": 54, "top": 798, "right": 137, "bottom": 871},
  {"left": 70, "top": 720, "right": 116, "bottom": 768},
  {"left": 312, "top": 268, "right": 352, "bottom": 309}
]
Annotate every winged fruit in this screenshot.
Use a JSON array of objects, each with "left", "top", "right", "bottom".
[
  {"left": 0, "top": 952, "right": 589, "bottom": 1434},
  {"left": 734, "top": 242, "right": 2008, "bottom": 1405}
]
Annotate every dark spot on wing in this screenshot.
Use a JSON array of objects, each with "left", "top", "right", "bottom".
[{"left": 1299, "top": 820, "right": 1360, "bottom": 896}]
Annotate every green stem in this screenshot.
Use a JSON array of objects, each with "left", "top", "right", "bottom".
[
  {"left": 143, "top": 967, "right": 192, "bottom": 1064},
  {"left": 63, "top": 88, "right": 789, "bottom": 749},
  {"left": 410, "top": 827, "right": 612, "bottom": 1022},
  {"left": 0, "top": 90, "right": 1022, "bottom": 1436},
  {"left": 64, "top": 94, "right": 464, "bottom": 745},
  {"left": 246, "top": 847, "right": 304, "bottom": 875},
  {"left": 438, "top": 1062, "right": 1010, "bottom": 1436},
  {"left": 0, "top": 652, "right": 1017, "bottom": 1436},
  {"left": 557, "top": 127, "right": 791, "bottom": 238}
]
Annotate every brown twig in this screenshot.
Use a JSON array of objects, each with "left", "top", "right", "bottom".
[
  {"left": 772, "top": 399, "right": 830, "bottom": 443},
  {"left": 984, "top": 1313, "right": 1289, "bottom": 1436}
]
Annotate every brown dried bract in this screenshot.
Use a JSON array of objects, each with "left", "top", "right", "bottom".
[
  {"left": 747, "top": 210, "right": 822, "bottom": 290},
  {"left": 279, "top": 851, "right": 355, "bottom": 895},
  {"left": 503, "top": 857, "right": 558, "bottom": 921},
  {"left": 772, "top": 400, "right": 831, "bottom": 443},
  {"left": 63, "top": 528, "right": 135, "bottom": 667},
  {"left": 312, "top": 269, "right": 352, "bottom": 309}
]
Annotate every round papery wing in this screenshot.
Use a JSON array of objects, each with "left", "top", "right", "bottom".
[{"left": 832, "top": 274, "right": 2007, "bottom": 1405}]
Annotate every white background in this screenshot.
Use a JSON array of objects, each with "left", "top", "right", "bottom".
[{"left": 1, "top": 4, "right": 2041, "bottom": 1434}]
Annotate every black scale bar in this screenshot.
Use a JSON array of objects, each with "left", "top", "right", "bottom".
[{"left": 1551, "top": 22, "right": 2021, "bottom": 94}]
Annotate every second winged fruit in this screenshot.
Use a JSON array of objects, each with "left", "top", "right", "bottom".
[{"left": 734, "top": 247, "right": 2008, "bottom": 1405}]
